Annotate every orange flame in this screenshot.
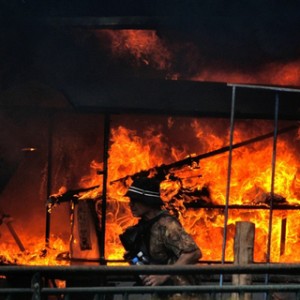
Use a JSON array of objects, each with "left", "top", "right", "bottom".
[
  {"left": 95, "top": 29, "right": 173, "bottom": 72},
  {"left": 95, "top": 29, "right": 300, "bottom": 87},
  {"left": 99, "top": 120, "right": 300, "bottom": 263},
  {"left": 0, "top": 233, "right": 68, "bottom": 266},
  {"left": 3, "top": 28, "right": 300, "bottom": 266},
  {"left": 192, "top": 60, "right": 300, "bottom": 87},
  {"left": 1, "top": 119, "right": 300, "bottom": 265}
]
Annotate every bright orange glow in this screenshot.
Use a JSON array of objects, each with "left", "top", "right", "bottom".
[
  {"left": 95, "top": 29, "right": 173, "bottom": 72},
  {"left": 82, "top": 120, "right": 300, "bottom": 264},
  {"left": 95, "top": 29, "right": 300, "bottom": 87},
  {"left": 1, "top": 119, "right": 300, "bottom": 265},
  {"left": 192, "top": 60, "right": 300, "bottom": 87},
  {"left": 0, "top": 233, "right": 68, "bottom": 266},
  {"left": 3, "top": 29, "right": 300, "bottom": 266}
]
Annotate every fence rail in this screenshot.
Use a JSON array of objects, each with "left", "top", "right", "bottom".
[{"left": 1, "top": 264, "right": 300, "bottom": 299}]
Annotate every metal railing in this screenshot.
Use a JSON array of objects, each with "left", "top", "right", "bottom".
[{"left": 1, "top": 263, "right": 300, "bottom": 299}]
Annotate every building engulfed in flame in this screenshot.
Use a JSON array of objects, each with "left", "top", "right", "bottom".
[
  {"left": 1, "top": 87, "right": 300, "bottom": 266},
  {"left": 1, "top": 1, "right": 300, "bottom": 270}
]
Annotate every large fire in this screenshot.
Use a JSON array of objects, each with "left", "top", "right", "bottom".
[
  {"left": 1, "top": 29, "right": 300, "bottom": 267},
  {"left": 1, "top": 118, "right": 300, "bottom": 266},
  {"left": 78, "top": 118, "right": 300, "bottom": 264},
  {"left": 103, "top": 121, "right": 300, "bottom": 262}
]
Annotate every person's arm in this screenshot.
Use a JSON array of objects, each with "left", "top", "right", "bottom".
[
  {"left": 174, "top": 248, "right": 202, "bottom": 265},
  {"left": 143, "top": 249, "right": 201, "bottom": 286}
]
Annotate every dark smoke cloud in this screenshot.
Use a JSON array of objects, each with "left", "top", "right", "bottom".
[
  {"left": 1, "top": 0, "right": 300, "bottom": 88},
  {"left": 157, "top": 2, "right": 300, "bottom": 75}
]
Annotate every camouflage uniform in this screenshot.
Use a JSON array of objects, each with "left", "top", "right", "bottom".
[{"left": 147, "top": 212, "right": 203, "bottom": 300}]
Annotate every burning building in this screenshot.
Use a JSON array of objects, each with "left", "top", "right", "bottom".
[{"left": 1, "top": 0, "right": 300, "bottom": 299}]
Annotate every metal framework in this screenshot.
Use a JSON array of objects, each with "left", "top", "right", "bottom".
[
  {"left": 1, "top": 264, "right": 300, "bottom": 299},
  {"left": 221, "top": 84, "right": 300, "bottom": 291},
  {"left": 99, "top": 83, "right": 300, "bottom": 265},
  {"left": 2, "top": 84, "right": 300, "bottom": 299}
]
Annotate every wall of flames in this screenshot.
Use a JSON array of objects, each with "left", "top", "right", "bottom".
[
  {"left": 1, "top": 115, "right": 300, "bottom": 266},
  {"left": 91, "top": 30, "right": 300, "bottom": 264},
  {"left": 97, "top": 118, "right": 300, "bottom": 264},
  {"left": 1, "top": 29, "right": 300, "bottom": 266}
]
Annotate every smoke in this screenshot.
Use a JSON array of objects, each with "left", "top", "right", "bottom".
[
  {"left": 1, "top": 1, "right": 300, "bottom": 90},
  {"left": 0, "top": 112, "right": 24, "bottom": 194},
  {"left": 151, "top": 1, "right": 300, "bottom": 81}
]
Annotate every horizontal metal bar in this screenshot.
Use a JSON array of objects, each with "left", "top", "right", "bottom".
[
  {"left": 2, "top": 285, "right": 300, "bottom": 296},
  {"left": 185, "top": 204, "right": 300, "bottom": 210},
  {"left": 227, "top": 83, "right": 300, "bottom": 93},
  {"left": 0, "top": 288, "right": 33, "bottom": 293},
  {"left": 39, "top": 284, "right": 300, "bottom": 294},
  {"left": 2, "top": 265, "right": 300, "bottom": 297},
  {"left": 2, "top": 264, "right": 300, "bottom": 276}
]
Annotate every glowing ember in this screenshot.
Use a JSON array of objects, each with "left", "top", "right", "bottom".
[
  {"left": 95, "top": 29, "right": 300, "bottom": 87},
  {"left": 95, "top": 29, "right": 173, "bottom": 72}
]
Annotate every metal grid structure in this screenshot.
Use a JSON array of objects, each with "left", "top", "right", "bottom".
[
  {"left": 1, "top": 84, "right": 300, "bottom": 299},
  {"left": 95, "top": 83, "right": 300, "bottom": 266}
]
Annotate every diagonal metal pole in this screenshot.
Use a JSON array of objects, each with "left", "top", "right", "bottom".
[
  {"left": 264, "top": 92, "right": 280, "bottom": 300},
  {"left": 219, "top": 85, "right": 236, "bottom": 296},
  {"left": 3, "top": 217, "right": 26, "bottom": 252},
  {"left": 45, "top": 112, "right": 53, "bottom": 247},
  {"left": 99, "top": 114, "right": 111, "bottom": 265}
]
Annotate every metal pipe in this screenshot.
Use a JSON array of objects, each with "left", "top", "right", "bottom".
[
  {"left": 45, "top": 112, "right": 53, "bottom": 247},
  {"left": 227, "top": 83, "right": 300, "bottom": 93},
  {"left": 220, "top": 84, "right": 236, "bottom": 290},
  {"left": 0, "top": 288, "right": 33, "bottom": 294},
  {"left": 266, "top": 92, "right": 280, "bottom": 262},
  {"left": 5, "top": 221, "right": 25, "bottom": 252},
  {"left": 1, "top": 285, "right": 300, "bottom": 297},
  {"left": 264, "top": 93, "right": 280, "bottom": 299},
  {"left": 3, "top": 263, "right": 300, "bottom": 276},
  {"left": 184, "top": 204, "right": 300, "bottom": 210},
  {"left": 99, "top": 114, "right": 111, "bottom": 264},
  {"left": 38, "top": 284, "right": 300, "bottom": 294}
]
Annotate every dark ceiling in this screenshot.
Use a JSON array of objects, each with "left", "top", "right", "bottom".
[
  {"left": 0, "top": 0, "right": 300, "bottom": 118},
  {"left": 0, "top": 0, "right": 300, "bottom": 195},
  {"left": 1, "top": 0, "right": 300, "bottom": 69},
  {"left": 0, "top": 0, "right": 299, "bottom": 18}
]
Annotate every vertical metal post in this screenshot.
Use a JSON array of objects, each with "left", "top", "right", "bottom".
[
  {"left": 264, "top": 93, "right": 280, "bottom": 299},
  {"left": 64, "top": 293, "right": 70, "bottom": 300},
  {"left": 31, "top": 272, "right": 41, "bottom": 300},
  {"left": 100, "top": 114, "right": 111, "bottom": 264},
  {"left": 220, "top": 85, "right": 236, "bottom": 290},
  {"left": 45, "top": 112, "right": 53, "bottom": 247}
]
